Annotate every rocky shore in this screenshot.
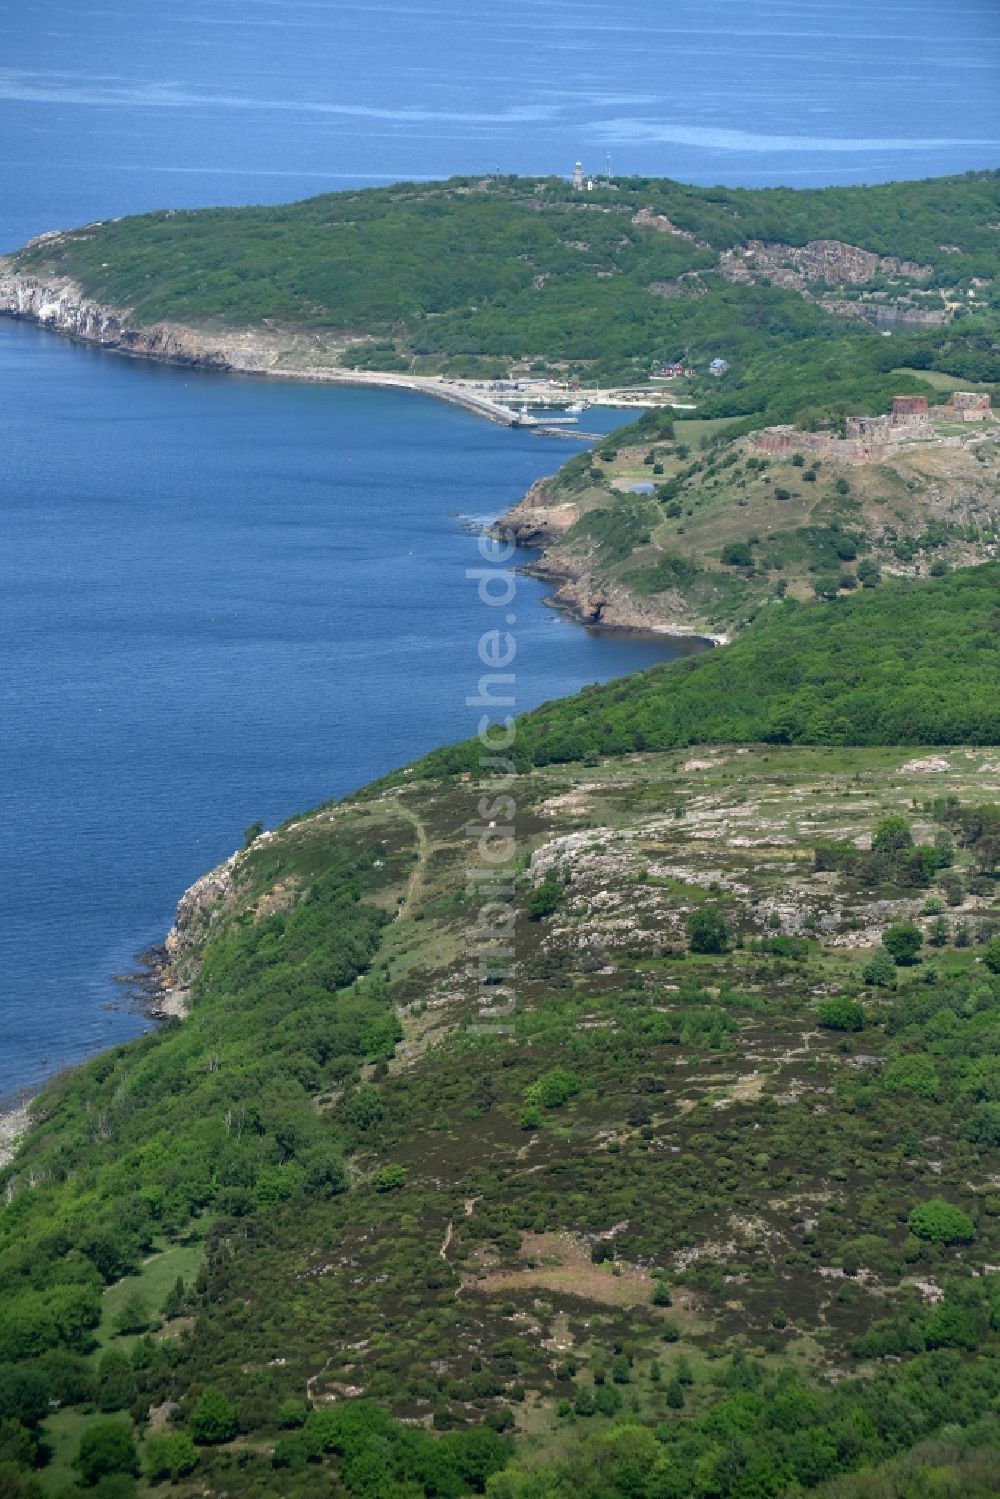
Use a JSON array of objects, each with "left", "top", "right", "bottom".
[
  {"left": 0, "top": 836, "right": 263, "bottom": 1171},
  {"left": 0, "top": 261, "right": 524, "bottom": 425},
  {"left": 498, "top": 480, "right": 726, "bottom": 643},
  {"left": 0, "top": 1100, "right": 32, "bottom": 1170}
]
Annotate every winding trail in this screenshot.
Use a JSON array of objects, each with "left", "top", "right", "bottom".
[
  {"left": 391, "top": 796, "right": 430, "bottom": 917},
  {"left": 305, "top": 1354, "right": 335, "bottom": 1403}
]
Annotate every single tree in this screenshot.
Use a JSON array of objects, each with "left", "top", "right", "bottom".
[
  {"left": 145, "top": 1431, "right": 198, "bottom": 1483},
  {"left": 927, "top": 917, "right": 950, "bottom": 948},
  {"left": 687, "top": 906, "right": 729, "bottom": 954},
  {"left": 160, "top": 1275, "right": 187, "bottom": 1320},
  {"left": 112, "top": 1293, "right": 151, "bottom": 1337},
  {"left": 528, "top": 871, "right": 563, "bottom": 921},
  {"left": 75, "top": 1422, "right": 140, "bottom": 1486},
  {"left": 883, "top": 921, "right": 923, "bottom": 966},
  {"left": 573, "top": 1388, "right": 595, "bottom": 1416},
  {"left": 189, "top": 1386, "right": 238, "bottom": 1445},
  {"left": 96, "top": 1351, "right": 137, "bottom": 1414},
  {"left": 862, "top": 949, "right": 897, "bottom": 988},
  {"left": 873, "top": 815, "right": 913, "bottom": 854}
]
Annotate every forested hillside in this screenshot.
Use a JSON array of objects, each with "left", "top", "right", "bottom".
[
  {"left": 1, "top": 566, "right": 999, "bottom": 1498},
  {"left": 406, "top": 564, "right": 1000, "bottom": 777},
  {"left": 7, "top": 171, "right": 1000, "bottom": 421}
]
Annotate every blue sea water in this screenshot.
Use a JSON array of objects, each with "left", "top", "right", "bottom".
[
  {"left": 0, "top": 322, "right": 697, "bottom": 1100},
  {"left": 0, "top": 0, "right": 998, "bottom": 1099},
  {"left": 1, "top": 0, "right": 998, "bottom": 253}
]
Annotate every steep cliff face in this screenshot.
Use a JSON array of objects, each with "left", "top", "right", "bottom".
[
  {"left": 0, "top": 261, "right": 528, "bottom": 422},
  {"left": 0, "top": 266, "right": 125, "bottom": 340},
  {"left": 0, "top": 261, "right": 233, "bottom": 369},
  {"left": 158, "top": 827, "right": 293, "bottom": 1015},
  {"left": 163, "top": 851, "right": 240, "bottom": 973},
  {"left": 499, "top": 477, "right": 581, "bottom": 548},
  {"left": 823, "top": 298, "right": 950, "bottom": 330},
  {"left": 717, "top": 237, "right": 948, "bottom": 328}
]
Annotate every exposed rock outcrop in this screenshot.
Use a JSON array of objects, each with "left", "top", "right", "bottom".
[
  {"left": 0, "top": 1102, "right": 32, "bottom": 1171},
  {"left": 0, "top": 264, "right": 234, "bottom": 368},
  {"left": 498, "top": 479, "right": 581, "bottom": 548},
  {"left": 496, "top": 482, "right": 724, "bottom": 642},
  {"left": 719, "top": 237, "right": 931, "bottom": 290},
  {"left": 822, "top": 298, "right": 949, "bottom": 331},
  {"left": 523, "top": 554, "right": 723, "bottom": 640},
  {"left": 164, "top": 852, "right": 240, "bottom": 971},
  {"left": 631, "top": 209, "right": 710, "bottom": 249},
  {"left": 717, "top": 238, "right": 946, "bottom": 328}
]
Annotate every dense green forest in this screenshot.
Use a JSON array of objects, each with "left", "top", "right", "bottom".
[
  {"left": 403, "top": 564, "right": 1000, "bottom": 778},
  {"left": 8, "top": 171, "right": 1000, "bottom": 416}
]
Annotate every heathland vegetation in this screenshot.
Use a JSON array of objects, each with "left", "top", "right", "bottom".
[
  {"left": 2, "top": 172, "right": 1000, "bottom": 1498},
  {"left": 504, "top": 402, "right": 1000, "bottom": 636},
  {"left": 1, "top": 564, "right": 999, "bottom": 1498}
]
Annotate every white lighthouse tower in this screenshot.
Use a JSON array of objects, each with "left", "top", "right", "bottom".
[{"left": 572, "top": 161, "right": 584, "bottom": 190}]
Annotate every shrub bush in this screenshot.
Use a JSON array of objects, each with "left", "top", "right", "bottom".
[
  {"left": 883, "top": 922, "right": 924, "bottom": 965},
  {"left": 75, "top": 1422, "right": 140, "bottom": 1486},
  {"left": 816, "top": 998, "right": 865, "bottom": 1031},
  {"left": 862, "top": 949, "right": 897, "bottom": 987},
  {"left": 189, "top": 1387, "right": 238, "bottom": 1445},
  {"left": 372, "top": 1164, "right": 406, "bottom": 1193},
  {"left": 908, "top": 1199, "right": 975, "bottom": 1245}
]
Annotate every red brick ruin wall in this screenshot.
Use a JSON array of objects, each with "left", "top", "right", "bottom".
[{"left": 891, "top": 395, "right": 929, "bottom": 419}]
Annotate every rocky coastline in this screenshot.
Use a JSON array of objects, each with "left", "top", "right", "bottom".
[
  {"left": 0, "top": 841, "right": 248, "bottom": 1170},
  {"left": 0, "top": 1099, "right": 33, "bottom": 1170},
  {"left": 1, "top": 258, "right": 726, "bottom": 647},
  {"left": 498, "top": 480, "right": 727, "bottom": 644},
  {"left": 0, "top": 259, "right": 720, "bottom": 1155},
  {"left": 0, "top": 261, "right": 524, "bottom": 425}
]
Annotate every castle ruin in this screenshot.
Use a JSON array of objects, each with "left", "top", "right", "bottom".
[
  {"left": 946, "top": 390, "right": 991, "bottom": 421},
  {"left": 755, "top": 392, "right": 991, "bottom": 465},
  {"left": 843, "top": 394, "right": 930, "bottom": 449}
]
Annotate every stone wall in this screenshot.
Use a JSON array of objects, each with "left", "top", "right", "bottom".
[
  {"left": 846, "top": 414, "right": 892, "bottom": 441},
  {"left": 755, "top": 426, "right": 837, "bottom": 458},
  {"left": 891, "top": 395, "right": 929, "bottom": 419},
  {"left": 947, "top": 391, "right": 992, "bottom": 421}
]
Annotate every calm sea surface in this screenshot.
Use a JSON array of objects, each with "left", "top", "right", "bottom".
[
  {"left": 0, "top": 322, "right": 698, "bottom": 1099},
  {"left": 1, "top": 0, "right": 998, "bottom": 251},
  {"left": 1, "top": 0, "right": 998, "bottom": 1098}
]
